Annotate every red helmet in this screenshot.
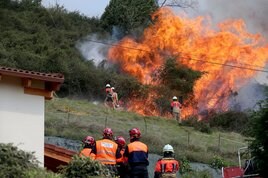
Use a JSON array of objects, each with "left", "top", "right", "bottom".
[
  {"left": 103, "top": 127, "right": 113, "bottom": 137},
  {"left": 115, "top": 136, "right": 126, "bottom": 147},
  {"left": 83, "top": 136, "right": 95, "bottom": 146},
  {"left": 129, "top": 128, "right": 141, "bottom": 138}
]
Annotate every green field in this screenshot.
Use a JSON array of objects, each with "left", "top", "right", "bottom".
[{"left": 45, "top": 98, "right": 248, "bottom": 165}]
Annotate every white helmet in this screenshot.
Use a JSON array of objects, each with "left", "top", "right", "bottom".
[
  {"left": 111, "top": 87, "right": 115, "bottom": 90},
  {"left": 172, "top": 96, "right": 177, "bottom": 100},
  {"left": 163, "top": 144, "right": 174, "bottom": 153},
  {"left": 106, "top": 84, "right": 111, "bottom": 88}
]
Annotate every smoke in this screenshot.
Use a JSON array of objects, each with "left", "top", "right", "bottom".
[
  {"left": 229, "top": 78, "right": 267, "bottom": 111},
  {"left": 76, "top": 34, "right": 109, "bottom": 66},
  {"left": 190, "top": 0, "right": 268, "bottom": 39},
  {"left": 76, "top": 27, "right": 124, "bottom": 66}
]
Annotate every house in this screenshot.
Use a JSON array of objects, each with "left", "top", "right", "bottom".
[{"left": 0, "top": 66, "right": 64, "bottom": 166}]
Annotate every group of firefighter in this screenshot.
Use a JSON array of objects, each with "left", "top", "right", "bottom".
[
  {"left": 79, "top": 127, "right": 180, "bottom": 178},
  {"left": 105, "top": 84, "right": 183, "bottom": 124}
]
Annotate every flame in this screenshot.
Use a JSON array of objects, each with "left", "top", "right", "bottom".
[{"left": 108, "top": 8, "right": 268, "bottom": 117}]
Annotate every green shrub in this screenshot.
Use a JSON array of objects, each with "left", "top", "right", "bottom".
[
  {"left": 0, "top": 143, "right": 39, "bottom": 178},
  {"left": 60, "top": 155, "right": 113, "bottom": 178},
  {"left": 179, "top": 157, "right": 192, "bottom": 175},
  {"left": 194, "top": 122, "right": 212, "bottom": 134},
  {"left": 181, "top": 116, "right": 212, "bottom": 134},
  {"left": 210, "top": 155, "right": 227, "bottom": 169},
  {"left": 181, "top": 116, "right": 199, "bottom": 127},
  {"left": 208, "top": 111, "right": 250, "bottom": 134},
  {"left": 23, "top": 168, "right": 62, "bottom": 178}
]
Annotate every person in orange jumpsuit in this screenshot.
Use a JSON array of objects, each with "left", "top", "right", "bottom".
[
  {"left": 79, "top": 135, "right": 96, "bottom": 160},
  {"left": 124, "top": 127, "right": 149, "bottom": 178},
  {"left": 104, "top": 84, "right": 115, "bottom": 109},
  {"left": 92, "top": 128, "right": 122, "bottom": 175},
  {"left": 170, "top": 96, "right": 182, "bottom": 124},
  {"left": 154, "top": 144, "right": 180, "bottom": 178},
  {"left": 115, "top": 136, "right": 128, "bottom": 178}
]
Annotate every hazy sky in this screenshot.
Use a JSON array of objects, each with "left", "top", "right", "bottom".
[
  {"left": 42, "top": 0, "right": 110, "bottom": 17},
  {"left": 42, "top": 0, "right": 268, "bottom": 38}
]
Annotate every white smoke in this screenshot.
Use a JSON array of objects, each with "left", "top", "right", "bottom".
[
  {"left": 76, "top": 34, "right": 110, "bottom": 66},
  {"left": 195, "top": 0, "right": 268, "bottom": 39},
  {"left": 230, "top": 78, "right": 267, "bottom": 111},
  {"left": 76, "top": 27, "right": 124, "bottom": 66}
]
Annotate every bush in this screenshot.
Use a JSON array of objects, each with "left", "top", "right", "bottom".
[
  {"left": 179, "top": 157, "right": 192, "bottom": 175},
  {"left": 23, "top": 168, "right": 62, "bottom": 178},
  {"left": 194, "top": 121, "right": 212, "bottom": 134},
  {"left": 207, "top": 111, "right": 250, "bottom": 134},
  {"left": 0, "top": 143, "right": 39, "bottom": 178},
  {"left": 60, "top": 155, "right": 113, "bottom": 178},
  {"left": 210, "top": 155, "right": 227, "bottom": 169},
  {"left": 181, "top": 116, "right": 212, "bottom": 134},
  {"left": 181, "top": 116, "right": 199, "bottom": 127}
]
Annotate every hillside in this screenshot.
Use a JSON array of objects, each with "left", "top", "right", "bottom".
[
  {"left": 0, "top": 0, "right": 117, "bottom": 99},
  {"left": 45, "top": 98, "right": 249, "bottom": 165}
]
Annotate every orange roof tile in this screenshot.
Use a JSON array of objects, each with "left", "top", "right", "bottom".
[{"left": 0, "top": 66, "right": 64, "bottom": 83}]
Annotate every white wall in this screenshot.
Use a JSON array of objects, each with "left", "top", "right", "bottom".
[{"left": 0, "top": 77, "right": 45, "bottom": 166}]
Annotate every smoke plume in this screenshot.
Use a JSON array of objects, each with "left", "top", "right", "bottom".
[{"left": 76, "top": 34, "right": 109, "bottom": 66}]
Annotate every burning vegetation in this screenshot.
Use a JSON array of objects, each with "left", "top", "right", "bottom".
[{"left": 108, "top": 8, "right": 268, "bottom": 118}]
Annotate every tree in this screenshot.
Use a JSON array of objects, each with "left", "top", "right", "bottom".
[
  {"left": 157, "top": 0, "right": 197, "bottom": 8},
  {"left": 158, "top": 58, "right": 202, "bottom": 97},
  {"left": 100, "top": 0, "right": 158, "bottom": 36},
  {"left": 249, "top": 88, "right": 268, "bottom": 177}
]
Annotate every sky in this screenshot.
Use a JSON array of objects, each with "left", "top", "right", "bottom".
[
  {"left": 42, "top": 0, "right": 268, "bottom": 38},
  {"left": 42, "top": 0, "right": 110, "bottom": 17}
]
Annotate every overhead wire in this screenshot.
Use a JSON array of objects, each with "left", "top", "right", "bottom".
[{"left": 85, "top": 39, "right": 268, "bottom": 73}]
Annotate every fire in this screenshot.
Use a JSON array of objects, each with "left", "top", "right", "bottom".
[{"left": 108, "top": 8, "right": 268, "bottom": 117}]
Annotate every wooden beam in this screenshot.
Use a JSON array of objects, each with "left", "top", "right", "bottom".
[
  {"left": 24, "top": 87, "right": 53, "bottom": 100},
  {"left": 45, "top": 144, "right": 76, "bottom": 163},
  {"left": 45, "top": 82, "right": 61, "bottom": 91},
  {"left": 22, "top": 78, "right": 32, "bottom": 87}
]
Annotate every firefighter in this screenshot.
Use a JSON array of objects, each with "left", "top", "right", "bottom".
[
  {"left": 111, "top": 87, "right": 119, "bottom": 108},
  {"left": 104, "top": 84, "right": 115, "bottom": 109},
  {"left": 92, "top": 128, "right": 122, "bottom": 175},
  {"left": 105, "top": 84, "right": 112, "bottom": 94},
  {"left": 79, "top": 135, "right": 96, "bottom": 160},
  {"left": 115, "top": 136, "right": 128, "bottom": 178},
  {"left": 124, "top": 128, "right": 149, "bottom": 178},
  {"left": 154, "top": 144, "right": 180, "bottom": 178},
  {"left": 170, "top": 96, "right": 182, "bottom": 124}
]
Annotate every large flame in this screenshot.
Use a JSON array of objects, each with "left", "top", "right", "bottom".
[{"left": 108, "top": 8, "right": 268, "bottom": 117}]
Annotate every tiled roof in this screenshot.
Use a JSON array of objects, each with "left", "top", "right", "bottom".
[
  {"left": 45, "top": 143, "right": 76, "bottom": 160},
  {"left": 0, "top": 66, "right": 64, "bottom": 83},
  {"left": 45, "top": 143, "right": 77, "bottom": 172}
]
